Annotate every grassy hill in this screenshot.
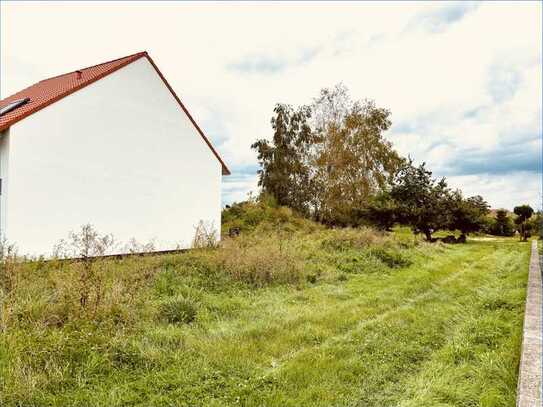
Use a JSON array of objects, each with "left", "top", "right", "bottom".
[{"left": 0, "top": 202, "right": 531, "bottom": 406}]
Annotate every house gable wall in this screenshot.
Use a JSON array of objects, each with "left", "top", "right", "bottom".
[
  {"left": 6, "top": 58, "right": 221, "bottom": 256},
  {"left": 0, "top": 129, "right": 9, "bottom": 238}
]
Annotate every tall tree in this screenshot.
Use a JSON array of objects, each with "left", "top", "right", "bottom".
[
  {"left": 448, "top": 193, "right": 490, "bottom": 240},
  {"left": 514, "top": 205, "right": 534, "bottom": 241},
  {"left": 313, "top": 89, "right": 403, "bottom": 225},
  {"left": 252, "top": 85, "right": 403, "bottom": 225},
  {"left": 390, "top": 161, "right": 451, "bottom": 241},
  {"left": 251, "top": 104, "right": 315, "bottom": 216},
  {"left": 490, "top": 209, "right": 515, "bottom": 236},
  {"left": 526, "top": 211, "right": 542, "bottom": 239}
]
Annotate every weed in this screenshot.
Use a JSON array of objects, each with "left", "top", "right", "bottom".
[
  {"left": 158, "top": 296, "right": 198, "bottom": 324},
  {"left": 53, "top": 224, "right": 115, "bottom": 316},
  {"left": 0, "top": 240, "right": 18, "bottom": 332},
  {"left": 216, "top": 233, "right": 305, "bottom": 287},
  {"left": 192, "top": 221, "right": 219, "bottom": 249}
]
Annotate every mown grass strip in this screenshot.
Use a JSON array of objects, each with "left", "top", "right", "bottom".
[{"left": 237, "top": 242, "right": 528, "bottom": 406}]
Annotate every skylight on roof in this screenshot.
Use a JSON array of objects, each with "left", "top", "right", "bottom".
[{"left": 0, "top": 98, "right": 30, "bottom": 117}]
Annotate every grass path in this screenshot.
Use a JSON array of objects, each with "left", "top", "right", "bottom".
[
  {"left": 231, "top": 242, "right": 528, "bottom": 406},
  {"left": 1, "top": 240, "right": 531, "bottom": 406},
  {"left": 117, "top": 242, "right": 527, "bottom": 406}
]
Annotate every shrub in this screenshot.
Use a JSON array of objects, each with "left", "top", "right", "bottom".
[
  {"left": 221, "top": 197, "right": 319, "bottom": 236},
  {"left": 487, "top": 210, "right": 515, "bottom": 237},
  {"left": 158, "top": 296, "right": 197, "bottom": 324},
  {"left": 369, "top": 247, "right": 412, "bottom": 268},
  {"left": 321, "top": 228, "right": 386, "bottom": 251}
]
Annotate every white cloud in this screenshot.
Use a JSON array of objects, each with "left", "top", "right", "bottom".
[
  {"left": 447, "top": 172, "right": 542, "bottom": 210},
  {"left": 1, "top": 1, "right": 541, "bottom": 209}
]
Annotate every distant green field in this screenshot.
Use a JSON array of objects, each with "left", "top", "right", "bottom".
[{"left": 0, "top": 228, "right": 531, "bottom": 406}]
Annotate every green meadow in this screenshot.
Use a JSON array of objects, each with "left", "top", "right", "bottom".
[{"left": 0, "top": 215, "right": 531, "bottom": 406}]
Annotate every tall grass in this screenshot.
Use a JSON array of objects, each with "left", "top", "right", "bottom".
[
  {"left": 0, "top": 221, "right": 413, "bottom": 333},
  {"left": 0, "top": 208, "right": 526, "bottom": 406}
]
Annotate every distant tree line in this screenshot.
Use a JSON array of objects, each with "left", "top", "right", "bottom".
[
  {"left": 484, "top": 206, "right": 540, "bottom": 241},
  {"left": 252, "top": 84, "right": 537, "bottom": 242}
]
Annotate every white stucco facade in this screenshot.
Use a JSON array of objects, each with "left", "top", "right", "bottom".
[
  {"left": 0, "top": 129, "right": 10, "bottom": 238},
  {"left": 0, "top": 58, "right": 223, "bottom": 256}
]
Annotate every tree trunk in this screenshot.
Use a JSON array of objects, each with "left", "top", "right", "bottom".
[{"left": 424, "top": 230, "right": 433, "bottom": 242}]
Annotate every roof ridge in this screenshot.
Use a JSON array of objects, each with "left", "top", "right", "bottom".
[
  {"left": 38, "top": 51, "right": 147, "bottom": 83},
  {"left": 0, "top": 51, "right": 230, "bottom": 175}
]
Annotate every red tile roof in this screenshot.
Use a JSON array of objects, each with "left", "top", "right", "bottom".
[{"left": 0, "top": 51, "right": 230, "bottom": 175}]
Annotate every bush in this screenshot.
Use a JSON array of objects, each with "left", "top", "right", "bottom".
[
  {"left": 321, "top": 228, "right": 387, "bottom": 251},
  {"left": 369, "top": 247, "right": 412, "bottom": 268},
  {"left": 221, "top": 196, "right": 319, "bottom": 236},
  {"left": 158, "top": 296, "right": 198, "bottom": 324},
  {"left": 487, "top": 210, "right": 515, "bottom": 237}
]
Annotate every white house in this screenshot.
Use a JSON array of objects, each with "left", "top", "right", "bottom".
[{"left": 0, "top": 51, "right": 230, "bottom": 256}]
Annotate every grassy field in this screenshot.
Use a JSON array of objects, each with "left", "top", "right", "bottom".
[{"left": 0, "top": 221, "right": 531, "bottom": 406}]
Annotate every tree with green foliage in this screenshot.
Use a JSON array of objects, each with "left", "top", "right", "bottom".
[
  {"left": 514, "top": 204, "right": 534, "bottom": 241},
  {"left": 310, "top": 85, "right": 403, "bottom": 225},
  {"left": 526, "top": 211, "right": 542, "bottom": 239},
  {"left": 363, "top": 191, "right": 399, "bottom": 231},
  {"left": 389, "top": 161, "right": 452, "bottom": 241},
  {"left": 448, "top": 192, "right": 490, "bottom": 240},
  {"left": 251, "top": 104, "right": 316, "bottom": 217},
  {"left": 489, "top": 209, "right": 515, "bottom": 236},
  {"left": 252, "top": 84, "right": 403, "bottom": 226}
]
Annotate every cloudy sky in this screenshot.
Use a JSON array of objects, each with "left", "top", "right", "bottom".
[{"left": 1, "top": 1, "right": 541, "bottom": 210}]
